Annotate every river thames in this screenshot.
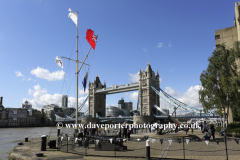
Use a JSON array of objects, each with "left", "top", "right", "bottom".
[{"left": 0, "top": 127, "right": 75, "bottom": 160}]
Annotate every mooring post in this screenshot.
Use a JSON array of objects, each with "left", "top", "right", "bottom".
[
  {"left": 41, "top": 135, "right": 47, "bottom": 151},
  {"left": 57, "top": 129, "right": 60, "bottom": 137},
  {"left": 146, "top": 139, "right": 150, "bottom": 159}
]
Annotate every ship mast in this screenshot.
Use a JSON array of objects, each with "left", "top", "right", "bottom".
[{"left": 75, "top": 11, "right": 79, "bottom": 125}]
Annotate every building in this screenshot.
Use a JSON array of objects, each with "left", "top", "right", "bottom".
[
  {"left": 0, "top": 97, "right": 42, "bottom": 127},
  {"left": 22, "top": 100, "right": 32, "bottom": 116},
  {"left": 0, "top": 97, "right": 8, "bottom": 127},
  {"left": 214, "top": 2, "right": 240, "bottom": 123},
  {"left": 118, "top": 98, "right": 133, "bottom": 116},
  {"left": 42, "top": 104, "right": 64, "bottom": 124},
  {"left": 106, "top": 106, "right": 127, "bottom": 117},
  {"left": 62, "top": 95, "right": 68, "bottom": 109}
]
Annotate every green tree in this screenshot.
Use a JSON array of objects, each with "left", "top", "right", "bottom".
[{"left": 199, "top": 42, "right": 240, "bottom": 123}]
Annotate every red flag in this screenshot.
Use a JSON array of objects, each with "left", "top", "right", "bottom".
[{"left": 86, "top": 29, "right": 97, "bottom": 50}]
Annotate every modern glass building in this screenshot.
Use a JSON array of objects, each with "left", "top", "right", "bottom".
[{"left": 106, "top": 106, "right": 127, "bottom": 117}]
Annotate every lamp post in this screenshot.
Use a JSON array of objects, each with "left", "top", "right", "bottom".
[
  {"left": 174, "top": 107, "right": 177, "bottom": 119},
  {"left": 200, "top": 110, "right": 202, "bottom": 118}
]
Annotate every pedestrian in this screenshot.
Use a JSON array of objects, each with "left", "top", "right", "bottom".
[
  {"left": 127, "top": 125, "right": 131, "bottom": 140},
  {"left": 175, "top": 123, "right": 178, "bottom": 133},
  {"left": 202, "top": 131, "right": 211, "bottom": 140},
  {"left": 79, "top": 124, "right": 83, "bottom": 138},
  {"left": 148, "top": 122, "right": 151, "bottom": 133},
  {"left": 210, "top": 123, "right": 215, "bottom": 140},
  {"left": 199, "top": 121, "right": 203, "bottom": 131},
  {"left": 185, "top": 123, "right": 189, "bottom": 134},
  {"left": 144, "top": 123, "right": 147, "bottom": 132},
  {"left": 122, "top": 122, "right": 127, "bottom": 138},
  {"left": 191, "top": 122, "right": 194, "bottom": 135},
  {"left": 118, "top": 124, "right": 122, "bottom": 138},
  {"left": 83, "top": 125, "right": 87, "bottom": 137},
  {"left": 203, "top": 121, "right": 209, "bottom": 133}
]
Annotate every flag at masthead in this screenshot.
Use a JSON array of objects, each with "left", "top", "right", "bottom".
[
  {"left": 68, "top": 8, "right": 78, "bottom": 26},
  {"left": 86, "top": 29, "right": 97, "bottom": 50}
]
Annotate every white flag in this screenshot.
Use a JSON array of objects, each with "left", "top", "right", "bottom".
[
  {"left": 152, "top": 139, "right": 156, "bottom": 143},
  {"left": 205, "top": 140, "right": 209, "bottom": 145},
  {"left": 68, "top": 8, "right": 78, "bottom": 26},
  {"left": 55, "top": 56, "right": 63, "bottom": 69},
  {"left": 109, "top": 138, "right": 113, "bottom": 144},
  {"left": 186, "top": 139, "right": 189, "bottom": 145},
  {"left": 168, "top": 139, "right": 172, "bottom": 145}
]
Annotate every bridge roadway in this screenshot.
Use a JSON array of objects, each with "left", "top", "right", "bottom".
[
  {"left": 55, "top": 115, "right": 221, "bottom": 123},
  {"left": 95, "top": 82, "right": 139, "bottom": 94}
]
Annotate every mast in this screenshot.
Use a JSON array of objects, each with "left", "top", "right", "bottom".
[{"left": 76, "top": 12, "right": 79, "bottom": 125}]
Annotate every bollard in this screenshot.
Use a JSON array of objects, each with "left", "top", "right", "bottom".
[
  {"left": 25, "top": 137, "right": 28, "bottom": 142},
  {"left": 57, "top": 129, "right": 60, "bottom": 137},
  {"left": 41, "top": 135, "right": 47, "bottom": 151},
  {"left": 146, "top": 140, "right": 150, "bottom": 159}
]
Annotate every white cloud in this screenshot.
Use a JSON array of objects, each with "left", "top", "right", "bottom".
[
  {"left": 78, "top": 88, "right": 89, "bottom": 96},
  {"left": 30, "top": 67, "right": 65, "bottom": 81},
  {"left": 143, "top": 48, "right": 148, "bottom": 52},
  {"left": 160, "top": 85, "right": 203, "bottom": 115},
  {"left": 15, "top": 71, "right": 24, "bottom": 77},
  {"left": 159, "top": 78, "right": 162, "bottom": 83},
  {"left": 21, "top": 79, "right": 25, "bottom": 81},
  {"left": 164, "top": 87, "right": 180, "bottom": 96},
  {"left": 28, "top": 78, "right": 33, "bottom": 81},
  {"left": 168, "top": 41, "right": 171, "bottom": 47},
  {"left": 127, "top": 92, "right": 138, "bottom": 101},
  {"left": 129, "top": 72, "right": 139, "bottom": 83},
  {"left": 25, "top": 84, "right": 88, "bottom": 112},
  {"left": 157, "top": 42, "right": 163, "bottom": 48}
]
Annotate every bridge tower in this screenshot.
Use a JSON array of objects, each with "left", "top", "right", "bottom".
[
  {"left": 88, "top": 75, "right": 106, "bottom": 118},
  {"left": 139, "top": 62, "right": 160, "bottom": 116}
]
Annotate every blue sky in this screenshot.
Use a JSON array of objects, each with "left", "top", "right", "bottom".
[{"left": 0, "top": 0, "right": 237, "bottom": 115}]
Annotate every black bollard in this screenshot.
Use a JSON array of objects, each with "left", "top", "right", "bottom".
[
  {"left": 57, "top": 129, "right": 60, "bottom": 137},
  {"left": 146, "top": 140, "right": 150, "bottom": 159},
  {"left": 41, "top": 135, "right": 47, "bottom": 151},
  {"left": 25, "top": 137, "right": 28, "bottom": 142}
]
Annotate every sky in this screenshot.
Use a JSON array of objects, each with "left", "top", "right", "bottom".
[{"left": 0, "top": 0, "right": 238, "bottom": 115}]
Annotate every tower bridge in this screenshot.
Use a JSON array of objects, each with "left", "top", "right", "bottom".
[
  {"left": 55, "top": 62, "right": 218, "bottom": 124},
  {"left": 88, "top": 62, "right": 160, "bottom": 119}
]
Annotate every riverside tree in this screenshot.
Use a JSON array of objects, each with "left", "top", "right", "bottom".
[{"left": 199, "top": 42, "right": 240, "bottom": 123}]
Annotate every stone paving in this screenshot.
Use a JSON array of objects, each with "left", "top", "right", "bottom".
[{"left": 9, "top": 130, "right": 240, "bottom": 160}]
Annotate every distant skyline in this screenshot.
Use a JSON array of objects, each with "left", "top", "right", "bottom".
[{"left": 0, "top": 0, "right": 237, "bottom": 115}]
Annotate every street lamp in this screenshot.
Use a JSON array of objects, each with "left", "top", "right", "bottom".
[
  {"left": 174, "top": 107, "right": 177, "bottom": 119},
  {"left": 200, "top": 110, "right": 202, "bottom": 118}
]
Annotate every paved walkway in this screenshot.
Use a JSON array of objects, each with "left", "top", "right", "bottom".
[{"left": 9, "top": 129, "right": 240, "bottom": 160}]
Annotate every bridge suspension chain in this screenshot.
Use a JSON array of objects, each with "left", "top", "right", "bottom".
[
  {"left": 152, "top": 86, "right": 204, "bottom": 114},
  {"left": 159, "top": 88, "right": 208, "bottom": 113},
  {"left": 68, "top": 96, "right": 88, "bottom": 118},
  {"left": 151, "top": 86, "right": 194, "bottom": 113}
]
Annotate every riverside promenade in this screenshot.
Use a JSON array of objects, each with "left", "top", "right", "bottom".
[{"left": 9, "top": 129, "right": 240, "bottom": 160}]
